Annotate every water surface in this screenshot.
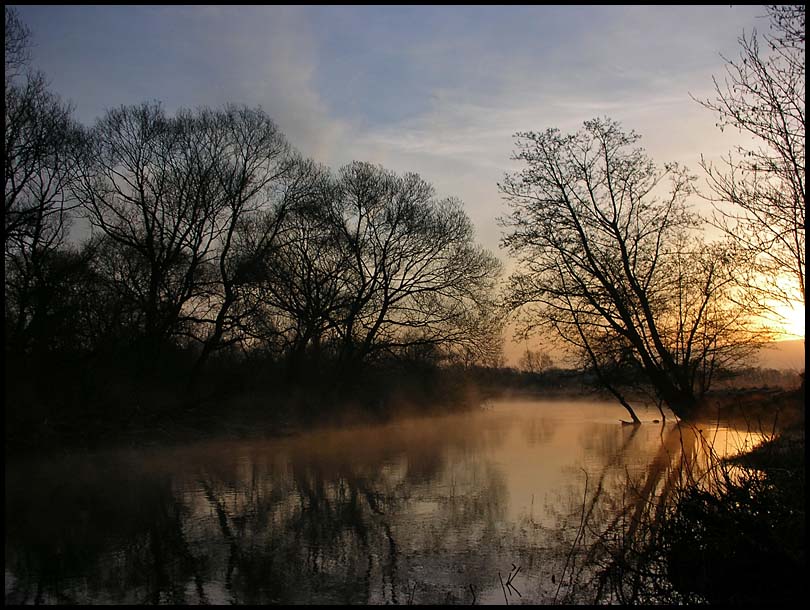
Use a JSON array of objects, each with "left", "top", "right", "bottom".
[{"left": 4, "top": 398, "right": 765, "bottom": 604}]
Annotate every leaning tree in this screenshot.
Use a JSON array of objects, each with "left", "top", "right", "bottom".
[{"left": 499, "top": 118, "right": 765, "bottom": 421}]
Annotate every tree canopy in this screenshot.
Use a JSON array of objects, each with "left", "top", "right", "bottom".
[{"left": 499, "top": 118, "right": 765, "bottom": 420}]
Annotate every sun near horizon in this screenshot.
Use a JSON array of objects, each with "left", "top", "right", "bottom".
[{"left": 771, "top": 301, "right": 806, "bottom": 342}]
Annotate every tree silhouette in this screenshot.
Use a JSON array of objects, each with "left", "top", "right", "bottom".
[
  {"left": 5, "top": 7, "right": 85, "bottom": 357},
  {"left": 73, "top": 103, "right": 295, "bottom": 369},
  {"left": 696, "top": 5, "right": 805, "bottom": 317},
  {"left": 500, "top": 118, "right": 765, "bottom": 420}
]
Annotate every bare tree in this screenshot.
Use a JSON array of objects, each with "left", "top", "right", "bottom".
[
  {"left": 4, "top": 78, "right": 81, "bottom": 255},
  {"left": 330, "top": 162, "right": 502, "bottom": 370},
  {"left": 499, "top": 118, "right": 766, "bottom": 421},
  {"left": 5, "top": 8, "right": 85, "bottom": 355},
  {"left": 75, "top": 102, "right": 215, "bottom": 358},
  {"left": 244, "top": 161, "right": 503, "bottom": 374},
  {"left": 216, "top": 158, "right": 341, "bottom": 368},
  {"left": 696, "top": 5, "right": 805, "bottom": 318},
  {"left": 74, "top": 103, "right": 294, "bottom": 365},
  {"left": 5, "top": 7, "right": 31, "bottom": 84},
  {"left": 518, "top": 347, "right": 553, "bottom": 374},
  {"left": 185, "top": 105, "right": 296, "bottom": 373}
]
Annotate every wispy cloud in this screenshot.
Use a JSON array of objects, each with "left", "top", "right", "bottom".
[{"left": 13, "top": 4, "right": 767, "bottom": 257}]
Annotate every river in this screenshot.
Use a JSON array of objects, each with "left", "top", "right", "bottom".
[{"left": 4, "top": 398, "right": 766, "bottom": 604}]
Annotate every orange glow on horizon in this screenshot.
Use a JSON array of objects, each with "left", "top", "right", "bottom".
[{"left": 771, "top": 301, "right": 805, "bottom": 341}]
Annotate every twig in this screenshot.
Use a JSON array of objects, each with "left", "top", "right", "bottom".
[
  {"left": 554, "top": 468, "right": 589, "bottom": 603},
  {"left": 499, "top": 571, "right": 509, "bottom": 605},
  {"left": 505, "top": 564, "right": 522, "bottom": 597}
]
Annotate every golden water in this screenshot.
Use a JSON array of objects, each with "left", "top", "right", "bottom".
[{"left": 4, "top": 398, "right": 767, "bottom": 604}]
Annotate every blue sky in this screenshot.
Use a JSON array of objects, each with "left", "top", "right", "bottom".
[{"left": 13, "top": 4, "right": 768, "bottom": 260}]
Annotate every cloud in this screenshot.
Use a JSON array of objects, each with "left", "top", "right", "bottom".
[
  {"left": 158, "top": 6, "right": 351, "bottom": 164},
  {"left": 14, "top": 5, "right": 767, "bottom": 261}
]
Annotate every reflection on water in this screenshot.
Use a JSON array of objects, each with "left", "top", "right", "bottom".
[{"left": 4, "top": 399, "right": 766, "bottom": 604}]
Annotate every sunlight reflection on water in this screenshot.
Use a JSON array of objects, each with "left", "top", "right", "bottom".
[{"left": 5, "top": 398, "right": 767, "bottom": 604}]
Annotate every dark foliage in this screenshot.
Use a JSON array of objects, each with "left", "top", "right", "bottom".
[{"left": 659, "top": 434, "right": 805, "bottom": 604}]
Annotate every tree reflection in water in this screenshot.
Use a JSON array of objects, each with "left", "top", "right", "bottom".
[
  {"left": 5, "top": 401, "right": 765, "bottom": 605},
  {"left": 5, "top": 412, "right": 513, "bottom": 604},
  {"left": 547, "top": 420, "right": 767, "bottom": 604}
]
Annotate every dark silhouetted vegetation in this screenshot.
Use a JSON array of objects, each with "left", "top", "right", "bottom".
[
  {"left": 4, "top": 6, "right": 805, "bottom": 605},
  {"left": 4, "top": 8, "right": 506, "bottom": 455},
  {"left": 544, "top": 387, "right": 804, "bottom": 605},
  {"left": 659, "top": 435, "right": 805, "bottom": 604},
  {"left": 499, "top": 118, "right": 770, "bottom": 422}
]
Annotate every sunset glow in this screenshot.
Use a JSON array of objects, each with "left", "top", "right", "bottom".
[
  {"left": 773, "top": 301, "right": 806, "bottom": 340},
  {"left": 6, "top": 5, "right": 805, "bottom": 607}
]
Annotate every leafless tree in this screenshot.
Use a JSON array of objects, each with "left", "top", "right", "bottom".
[
  {"left": 243, "top": 161, "right": 503, "bottom": 373},
  {"left": 5, "top": 8, "right": 85, "bottom": 354},
  {"left": 185, "top": 105, "right": 297, "bottom": 372},
  {"left": 696, "top": 5, "right": 805, "bottom": 318},
  {"left": 5, "top": 8, "right": 31, "bottom": 84},
  {"left": 499, "top": 118, "right": 767, "bottom": 421},
  {"left": 329, "top": 162, "right": 502, "bottom": 369},
  {"left": 223, "top": 158, "right": 342, "bottom": 366},
  {"left": 518, "top": 347, "right": 554, "bottom": 374},
  {"left": 74, "top": 103, "right": 294, "bottom": 364}
]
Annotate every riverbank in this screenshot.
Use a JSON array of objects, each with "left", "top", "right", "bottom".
[
  {"left": 5, "top": 361, "right": 496, "bottom": 458},
  {"left": 571, "top": 385, "right": 805, "bottom": 604},
  {"left": 707, "top": 384, "right": 805, "bottom": 432},
  {"left": 6, "top": 360, "right": 803, "bottom": 459},
  {"left": 659, "top": 407, "right": 805, "bottom": 604}
]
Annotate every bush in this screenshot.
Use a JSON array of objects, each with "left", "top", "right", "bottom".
[{"left": 658, "top": 437, "right": 805, "bottom": 604}]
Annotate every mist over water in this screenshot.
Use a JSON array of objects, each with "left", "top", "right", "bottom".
[{"left": 5, "top": 399, "right": 766, "bottom": 605}]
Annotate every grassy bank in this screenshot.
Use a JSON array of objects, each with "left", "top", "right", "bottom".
[
  {"left": 600, "top": 388, "right": 804, "bottom": 604},
  {"left": 5, "top": 354, "right": 499, "bottom": 458},
  {"left": 660, "top": 411, "right": 805, "bottom": 604}
]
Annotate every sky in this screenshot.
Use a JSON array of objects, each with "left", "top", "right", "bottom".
[{"left": 12, "top": 5, "right": 799, "bottom": 361}]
